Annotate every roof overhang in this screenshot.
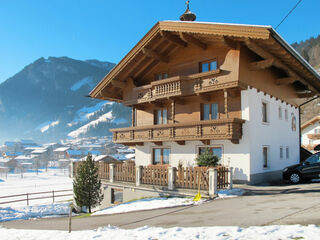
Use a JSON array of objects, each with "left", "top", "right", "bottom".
[{"left": 90, "top": 21, "right": 320, "bottom": 102}]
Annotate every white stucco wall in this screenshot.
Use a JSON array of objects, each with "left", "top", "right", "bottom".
[{"left": 242, "top": 88, "right": 299, "bottom": 178}]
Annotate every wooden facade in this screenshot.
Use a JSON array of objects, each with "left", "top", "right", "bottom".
[{"left": 90, "top": 21, "right": 320, "bottom": 147}]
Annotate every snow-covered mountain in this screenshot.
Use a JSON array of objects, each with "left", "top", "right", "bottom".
[{"left": 0, "top": 57, "right": 131, "bottom": 144}]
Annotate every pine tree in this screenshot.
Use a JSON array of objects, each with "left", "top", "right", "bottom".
[
  {"left": 196, "top": 148, "right": 219, "bottom": 167},
  {"left": 73, "top": 154, "right": 103, "bottom": 213}
]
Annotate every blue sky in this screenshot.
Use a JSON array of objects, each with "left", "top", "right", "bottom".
[{"left": 0, "top": 0, "right": 319, "bottom": 83}]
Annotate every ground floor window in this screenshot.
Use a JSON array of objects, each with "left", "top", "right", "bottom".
[
  {"left": 111, "top": 188, "right": 123, "bottom": 204},
  {"left": 263, "top": 146, "right": 269, "bottom": 168},
  {"left": 198, "top": 147, "right": 222, "bottom": 160},
  {"left": 153, "top": 148, "right": 170, "bottom": 165}
]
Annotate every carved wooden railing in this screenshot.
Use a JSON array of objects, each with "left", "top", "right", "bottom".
[
  {"left": 123, "top": 69, "right": 239, "bottom": 105},
  {"left": 307, "top": 134, "right": 320, "bottom": 140},
  {"left": 111, "top": 118, "right": 245, "bottom": 145}
]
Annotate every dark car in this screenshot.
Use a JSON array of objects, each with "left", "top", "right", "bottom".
[{"left": 283, "top": 152, "right": 320, "bottom": 184}]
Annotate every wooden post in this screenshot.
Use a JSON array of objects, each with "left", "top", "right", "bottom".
[
  {"left": 168, "top": 167, "right": 176, "bottom": 190},
  {"left": 110, "top": 163, "right": 115, "bottom": 183},
  {"left": 135, "top": 165, "right": 142, "bottom": 186},
  {"left": 224, "top": 89, "right": 229, "bottom": 118},
  {"left": 68, "top": 204, "right": 73, "bottom": 233},
  {"left": 228, "top": 167, "right": 233, "bottom": 190},
  {"left": 209, "top": 168, "right": 217, "bottom": 197}
]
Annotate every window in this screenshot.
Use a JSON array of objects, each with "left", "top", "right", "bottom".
[
  {"left": 199, "top": 147, "right": 222, "bottom": 160},
  {"left": 280, "top": 146, "right": 283, "bottom": 159},
  {"left": 262, "top": 102, "right": 268, "bottom": 123},
  {"left": 154, "top": 109, "right": 168, "bottom": 125},
  {"left": 285, "top": 109, "right": 288, "bottom": 121},
  {"left": 111, "top": 188, "right": 123, "bottom": 204},
  {"left": 263, "top": 146, "right": 269, "bottom": 168},
  {"left": 153, "top": 148, "right": 170, "bottom": 165},
  {"left": 315, "top": 129, "right": 320, "bottom": 134},
  {"left": 286, "top": 147, "right": 289, "bottom": 159},
  {"left": 201, "top": 103, "right": 219, "bottom": 120},
  {"left": 278, "top": 107, "right": 282, "bottom": 120},
  {"left": 306, "top": 153, "right": 320, "bottom": 164},
  {"left": 200, "top": 60, "right": 217, "bottom": 73},
  {"left": 155, "top": 72, "right": 168, "bottom": 80}
]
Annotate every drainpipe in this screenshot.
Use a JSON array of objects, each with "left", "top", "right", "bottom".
[{"left": 298, "top": 96, "right": 320, "bottom": 149}]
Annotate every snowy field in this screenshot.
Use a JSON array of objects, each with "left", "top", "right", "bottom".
[
  {"left": 0, "top": 168, "right": 73, "bottom": 222},
  {"left": 0, "top": 168, "right": 72, "bottom": 207},
  {"left": 0, "top": 224, "right": 319, "bottom": 240}
]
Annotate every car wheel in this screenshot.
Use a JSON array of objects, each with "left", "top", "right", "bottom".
[{"left": 289, "top": 172, "right": 301, "bottom": 184}]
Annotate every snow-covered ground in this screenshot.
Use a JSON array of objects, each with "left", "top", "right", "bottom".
[
  {"left": 0, "top": 168, "right": 72, "bottom": 207},
  {"left": 0, "top": 224, "right": 319, "bottom": 240},
  {"left": 93, "top": 188, "right": 244, "bottom": 216}
]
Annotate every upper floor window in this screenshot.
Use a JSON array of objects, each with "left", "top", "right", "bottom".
[
  {"left": 200, "top": 60, "right": 217, "bottom": 73},
  {"left": 201, "top": 103, "right": 218, "bottom": 120},
  {"left": 155, "top": 72, "right": 168, "bottom": 81},
  {"left": 154, "top": 108, "right": 168, "bottom": 125},
  {"left": 278, "top": 107, "right": 282, "bottom": 120},
  {"left": 315, "top": 129, "right": 320, "bottom": 134},
  {"left": 262, "top": 102, "right": 269, "bottom": 123}
]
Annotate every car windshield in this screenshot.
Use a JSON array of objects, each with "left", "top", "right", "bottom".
[{"left": 306, "top": 153, "right": 320, "bottom": 164}]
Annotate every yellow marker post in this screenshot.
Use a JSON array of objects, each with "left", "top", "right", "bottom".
[{"left": 193, "top": 173, "right": 201, "bottom": 201}]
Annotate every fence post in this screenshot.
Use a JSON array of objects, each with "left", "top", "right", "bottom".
[
  {"left": 135, "top": 165, "right": 142, "bottom": 186},
  {"left": 26, "top": 193, "right": 29, "bottom": 206},
  {"left": 168, "top": 167, "right": 176, "bottom": 190},
  {"left": 110, "top": 163, "right": 115, "bottom": 183},
  {"left": 228, "top": 167, "right": 233, "bottom": 190},
  {"left": 209, "top": 168, "right": 217, "bottom": 198}
]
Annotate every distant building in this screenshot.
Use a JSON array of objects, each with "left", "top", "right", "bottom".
[{"left": 302, "top": 116, "right": 320, "bottom": 152}]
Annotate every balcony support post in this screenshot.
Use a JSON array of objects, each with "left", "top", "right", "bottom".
[{"left": 224, "top": 89, "right": 229, "bottom": 118}]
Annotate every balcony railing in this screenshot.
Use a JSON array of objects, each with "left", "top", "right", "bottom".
[
  {"left": 111, "top": 118, "right": 245, "bottom": 145},
  {"left": 123, "top": 69, "right": 239, "bottom": 105},
  {"left": 307, "top": 134, "right": 320, "bottom": 140}
]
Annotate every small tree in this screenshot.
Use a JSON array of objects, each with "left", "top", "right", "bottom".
[
  {"left": 73, "top": 154, "right": 103, "bottom": 213},
  {"left": 196, "top": 148, "right": 219, "bottom": 167}
]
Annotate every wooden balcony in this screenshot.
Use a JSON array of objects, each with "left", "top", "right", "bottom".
[
  {"left": 110, "top": 118, "right": 245, "bottom": 145},
  {"left": 123, "top": 69, "right": 240, "bottom": 105},
  {"left": 307, "top": 134, "right": 320, "bottom": 140}
]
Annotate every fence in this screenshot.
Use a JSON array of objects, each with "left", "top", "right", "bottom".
[
  {"left": 0, "top": 189, "right": 73, "bottom": 206},
  {"left": 73, "top": 161, "right": 230, "bottom": 193},
  {"left": 114, "top": 161, "right": 135, "bottom": 182},
  {"left": 175, "top": 166, "right": 209, "bottom": 190},
  {"left": 141, "top": 165, "right": 168, "bottom": 186}
]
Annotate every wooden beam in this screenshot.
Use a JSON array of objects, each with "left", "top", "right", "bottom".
[
  {"left": 227, "top": 89, "right": 238, "bottom": 98},
  {"left": 127, "top": 77, "right": 137, "bottom": 88},
  {"left": 160, "top": 31, "right": 188, "bottom": 48},
  {"left": 297, "top": 92, "right": 316, "bottom": 98},
  {"left": 142, "top": 47, "right": 169, "bottom": 63},
  {"left": 153, "top": 141, "right": 163, "bottom": 146},
  {"left": 198, "top": 93, "right": 211, "bottom": 102},
  {"left": 135, "top": 142, "right": 144, "bottom": 146},
  {"left": 176, "top": 141, "right": 185, "bottom": 145},
  {"left": 201, "top": 140, "right": 210, "bottom": 145},
  {"left": 111, "top": 79, "right": 127, "bottom": 89},
  {"left": 275, "top": 77, "right": 296, "bottom": 85},
  {"left": 168, "top": 97, "right": 185, "bottom": 105},
  {"left": 249, "top": 59, "right": 274, "bottom": 71},
  {"left": 223, "top": 37, "right": 236, "bottom": 49},
  {"left": 180, "top": 33, "right": 207, "bottom": 50},
  {"left": 231, "top": 139, "right": 239, "bottom": 144},
  {"left": 133, "top": 104, "right": 146, "bottom": 110}
]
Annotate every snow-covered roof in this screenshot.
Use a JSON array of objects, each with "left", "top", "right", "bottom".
[
  {"left": 15, "top": 155, "right": 36, "bottom": 160},
  {"left": 31, "top": 149, "right": 48, "bottom": 154},
  {"left": 125, "top": 153, "right": 135, "bottom": 159},
  {"left": 53, "top": 147, "right": 70, "bottom": 152},
  {"left": 0, "top": 158, "right": 10, "bottom": 163}
]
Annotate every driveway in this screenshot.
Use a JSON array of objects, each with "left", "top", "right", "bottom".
[{"left": 2, "top": 183, "right": 320, "bottom": 230}]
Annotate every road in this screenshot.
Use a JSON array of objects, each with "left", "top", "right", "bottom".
[{"left": 2, "top": 183, "right": 320, "bottom": 230}]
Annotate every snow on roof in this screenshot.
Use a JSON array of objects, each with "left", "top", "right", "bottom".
[
  {"left": 31, "top": 149, "right": 48, "bottom": 154},
  {"left": 53, "top": 147, "right": 70, "bottom": 152},
  {"left": 0, "top": 158, "right": 10, "bottom": 163},
  {"left": 58, "top": 159, "right": 70, "bottom": 162},
  {"left": 117, "top": 148, "right": 134, "bottom": 153},
  {"left": 15, "top": 155, "right": 36, "bottom": 160},
  {"left": 125, "top": 153, "right": 135, "bottom": 159}
]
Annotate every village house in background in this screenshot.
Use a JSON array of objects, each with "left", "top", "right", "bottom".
[
  {"left": 90, "top": 17, "right": 320, "bottom": 184},
  {"left": 302, "top": 115, "right": 320, "bottom": 153}
]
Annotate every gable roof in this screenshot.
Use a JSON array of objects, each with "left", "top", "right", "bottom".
[
  {"left": 301, "top": 116, "right": 320, "bottom": 130},
  {"left": 90, "top": 21, "right": 320, "bottom": 102}
]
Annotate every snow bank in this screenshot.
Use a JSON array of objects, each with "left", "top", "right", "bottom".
[
  {"left": 0, "top": 203, "right": 70, "bottom": 222},
  {"left": 0, "top": 224, "right": 319, "bottom": 240},
  {"left": 68, "top": 111, "right": 113, "bottom": 138},
  {"left": 92, "top": 197, "right": 205, "bottom": 216},
  {"left": 217, "top": 188, "right": 245, "bottom": 199}
]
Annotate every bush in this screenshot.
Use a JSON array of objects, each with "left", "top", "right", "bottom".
[{"left": 196, "top": 148, "right": 219, "bottom": 167}]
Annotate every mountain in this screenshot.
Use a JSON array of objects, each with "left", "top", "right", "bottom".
[
  {"left": 292, "top": 35, "right": 320, "bottom": 123},
  {"left": 0, "top": 57, "right": 131, "bottom": 144}
]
